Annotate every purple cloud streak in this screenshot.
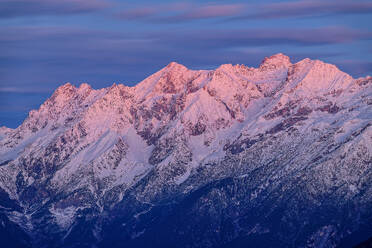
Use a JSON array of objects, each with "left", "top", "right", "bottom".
[
  {"left": 242, "top": 0, "right": 372, "bottom": 20},
  {"left": 0, "top": 25, "right": 371, "bottom": 87},
  {"left": 116, "top": 2, "right": 246, "bottom": 22},
  {"left": 0, "top": 0, "right": 111, "bottom": 18},
  {"left": 116, "top": 0, "right": 372, "bottom": 23}
]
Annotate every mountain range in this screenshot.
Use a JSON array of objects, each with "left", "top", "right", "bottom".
[{"left": 0, "top": 53, "right": 371, "bottom": 247}]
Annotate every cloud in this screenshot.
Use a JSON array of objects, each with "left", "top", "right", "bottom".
[
  {"left": 1, "top": 26, "right": 370, "bottom": 63},
  {"left": 0, "top": 87, "right": 50, "bottom": 93},
  {"left": 149, "top": 27, "right": 372, "bottom": 49},
  {"left": 2, "top": 0, "right": 369, "bottom": 21},
  {"left": 0, "top": 25, "right": 370, "bottom": 87},
  {"left": 116, "top": 0, "right": 372, "bottom": 23},
  {"left": 334, "top": 59, "right": 372, "bottom": 77},
  {"left": 231, "top": 0, "right": 372, "bottom": 20},
  {"left": 0, "top": 0, "right": 111, "bottom": 18},
  {"left": 117, "top": 7, "right": 158, "bottom": 20},
  {"left": 116, "top": 3, "right": 246, "bottom": 22},
  {"left": 155, "top": 4, "right": 245, "bottom": 23}
]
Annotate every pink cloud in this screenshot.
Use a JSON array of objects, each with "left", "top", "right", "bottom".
[
  {"left": 116, "top": 2, "right": 246, "bottom": 22},
  {"left": 117, "top": 7, "right": 158, "bottom": 20}
]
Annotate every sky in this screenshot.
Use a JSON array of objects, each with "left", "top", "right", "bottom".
[{"left": 0, "top": 0, "right": 371, "bottom": 128}]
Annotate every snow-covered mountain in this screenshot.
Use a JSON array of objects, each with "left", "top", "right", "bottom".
[{"left": 0, "top": 54, "right": 371, "bottom": 248}]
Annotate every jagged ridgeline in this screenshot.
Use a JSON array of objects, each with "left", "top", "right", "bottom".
[{"left": 0, "top": 54, "right": 371, "bottom": 248}]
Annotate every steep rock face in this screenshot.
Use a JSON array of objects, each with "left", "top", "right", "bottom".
[{"left": 0, "top": 54, "right": 371, "bottom": 248}]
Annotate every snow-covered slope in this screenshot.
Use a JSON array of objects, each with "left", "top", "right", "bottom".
[{"left": 0, "top": 54, "right": 371, "bottom": 248}]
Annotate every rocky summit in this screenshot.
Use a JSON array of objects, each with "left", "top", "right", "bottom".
[{"left": 0, "top": 54, "right": 371, "bottom": 248}]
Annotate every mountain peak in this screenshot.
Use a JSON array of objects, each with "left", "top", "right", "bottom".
[
  {"left": 53, "top": 82, "right": 77, "bottom": 99},
  {"left": 56, "top": 82, "right": 76, "bottom": 91},
  {"left": 165, "top": 61, "right": 188, "bottom": 71},
  {"left": 217, "top": 63, "right": 234, "bottom": 71},
  {"left": 78, "top": 82, "right": 92, "bottom": 91},
  {"left": 260, "top": 53, "right": 291, "bottom": 69}
]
